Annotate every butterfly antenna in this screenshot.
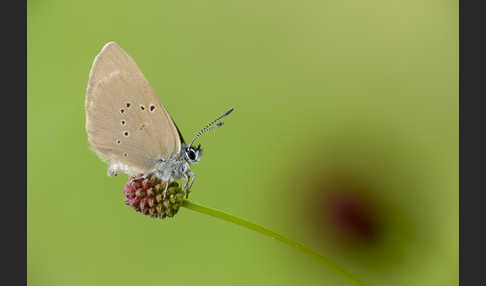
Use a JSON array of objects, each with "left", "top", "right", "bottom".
[{"left": 189, "top": 108, "right": 234, "bottom": 146}]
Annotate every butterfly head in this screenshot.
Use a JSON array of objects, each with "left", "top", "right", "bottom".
[
  {"left": 185, "top": 144, "right": 203, "bottom": 164},
  {"left": 184, "top": 108, "right": 234, "bottom": 164}
]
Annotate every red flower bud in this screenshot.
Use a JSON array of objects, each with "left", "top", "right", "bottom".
[{"left": 122, "top": 174, "right": 185, "bottom": 219}]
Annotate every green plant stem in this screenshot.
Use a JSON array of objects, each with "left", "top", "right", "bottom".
[{"left": 182, "top": 200, "right": 369, "bottom": 286}]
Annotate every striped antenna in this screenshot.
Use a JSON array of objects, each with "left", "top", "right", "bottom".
[{"left": 189, "top": 108, "right": 234, "bottom": 146}]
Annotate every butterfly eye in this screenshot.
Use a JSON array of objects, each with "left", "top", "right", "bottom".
[{"left": 188, "top": 150, "right": 196, "bottom": 161}]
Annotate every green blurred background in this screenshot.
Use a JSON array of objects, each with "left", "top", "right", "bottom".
[{"left": 27, "top": 0, "right": 458, "bottom": 285}]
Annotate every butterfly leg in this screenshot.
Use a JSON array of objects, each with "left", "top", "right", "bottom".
[
  {"left": 185, "top": 171, "right": 195, "bottom": 199},
  {"left": 162, "top": 180, "right": 170, "bottom": 200},
  {"left": 181, "top": 173, "right": 189, "bottom": 195},
  {"left": 129, "top": 173, "right": 148, "bottom": 183}
]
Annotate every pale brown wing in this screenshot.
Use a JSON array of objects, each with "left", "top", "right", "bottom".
[{"left": 85, "top": 42, "right": 182, "bottom": 175}]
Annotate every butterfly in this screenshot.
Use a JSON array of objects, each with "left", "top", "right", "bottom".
[{"left": 85, "top": 42, "right": 233, "bottom": 198}]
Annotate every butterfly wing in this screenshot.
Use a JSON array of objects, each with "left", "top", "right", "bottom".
[{"left": 85, "top": 42, "right": 182, "bottom": 176}]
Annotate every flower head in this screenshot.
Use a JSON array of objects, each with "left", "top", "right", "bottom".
[{"left": 123, "top": 175, "right": 185, "bottom": 219}]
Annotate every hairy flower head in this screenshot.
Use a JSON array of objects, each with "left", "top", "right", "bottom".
[{"left": 123, "top": 175, "right": 185, "bottom": 219}]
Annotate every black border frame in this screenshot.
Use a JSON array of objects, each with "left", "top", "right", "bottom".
[
  {"left": 460, "top": 0, "right": 485, "bottom": 285},
  {"left": 2, "top": 1, "right": 27, "bottom": 285}
]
